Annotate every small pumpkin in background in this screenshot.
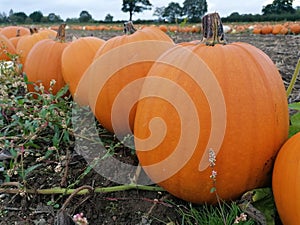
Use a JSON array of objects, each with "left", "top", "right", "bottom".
[
  {"left": 272, "top": 24, "right": 284, "bottom": 35},
  {"left": 61, "top": 36, "right": 105, "bottom": 105},
  {"left": 289, "top": 23, "right": 300, "bottom": 34},
  {"left": 83, "top": 21, "right": 174, "bottom": 136},
  {"left": 134, "top": 12, "right": 289, "bottom": 204},
  {"left": 272, "top": 132, "right": 300, "bottom": 225},
  {"left": 261, "top": 25, "right": 273, "bottom": 34},
  {"left": 24, "top": 24, "right": 69, "bottom": 94}
]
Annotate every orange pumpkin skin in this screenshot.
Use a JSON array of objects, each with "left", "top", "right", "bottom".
[
  {"left": 16, "top": 33, "right": 45, "bottom": 65},
  {"left": 134, "top": 42, "right": 289, "bottom": 204},
  {"left": 0, "top": 26, "right": 30, "bottom": 39},
  {"left": 61, "top": 36, "right": 105, "bottom": 104},
  {"left": 0, "top": 34, "right": 16, "bottom": 60},
  {"left": 16, "top": 29, "right": 57, "bottom": 65},
  {"left": 87, "top": 26, "right": 174, "bottom": 135},
  {"left": 24, "top": 39, "right": 69, "bottom": 94},
  {"left": 273, "top": 132, "right": 300, "bottom": 225},
  {"left": 289, "top": 24, "right": 300, "bottom": 34},
  {"left": 261, "top": 25, "right": 273, "bottom": 34},
  {"left": 93, "top": 26, "right": 173, "bottom": 59},
  {"left": 9, "top": 35, "right": 25, "bottom": 48},
  {"left": 272, "top": 24, "right": 284, "bottom": 35}
]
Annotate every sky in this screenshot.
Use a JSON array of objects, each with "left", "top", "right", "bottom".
[{"left": 0, "top": 0, "right": 300, "bottom": 21}]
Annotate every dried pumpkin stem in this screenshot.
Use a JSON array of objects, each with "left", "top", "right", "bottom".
[
  {"left": 16, "top": 29, "right": 20, "bottom": 37},
  {"left": 29, "top": 27, "right": 39, "bottom": 35},
  {"left": 56, "top": 23, "right": 67, "bottom": 42},
  {"left": 201, "top": 12, "right": 226, "bottom": 46},
  {"left": 124, "top": 21, "right": 137, "bottom": 35}
]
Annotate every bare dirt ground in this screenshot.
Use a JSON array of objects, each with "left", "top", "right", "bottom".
[{"left": 0, "top": 30, "right": 299, "bottom": 225}]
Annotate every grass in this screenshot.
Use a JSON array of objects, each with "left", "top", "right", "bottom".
[{"left": 174, "top": 201, "right": 255, "bottom": 225}]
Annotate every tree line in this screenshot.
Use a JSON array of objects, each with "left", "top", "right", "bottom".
[{"left": 0, "top": 0, "right": 299, "bottom": 24}]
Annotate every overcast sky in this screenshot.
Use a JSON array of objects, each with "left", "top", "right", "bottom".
[{"left": 1, "top": 0, "right": 300, "bottom": 21}]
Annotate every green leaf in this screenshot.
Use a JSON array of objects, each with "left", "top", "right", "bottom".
[
  {"left": 24, "top": 163, "right": 43, "bottom": 178},
  {"left": 24, "top": 141, "right": 41, "bottom": 149},
  {"left": 289, "top": 124, "right": 300, "bottom": 138},
  {"left": 251, "top": 188, "right": 276, "bottom": 225},
  {"left": 289, "top": 112, "right": 300, "bottom": 137},
  {"left": 288, "top": 102, "right": 300, "bottom": 111},
  {"left": 55, "top": 84, "right": 69, "bottom": 99},
  {"left": 291, "top": 112, "right": 300, "bottom": 125}
]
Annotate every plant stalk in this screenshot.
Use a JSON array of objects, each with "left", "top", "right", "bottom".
[
  {"left": 286, "top": 58, "right": 300, "bottom": 98},
  {"left": 0, "top": 183, "right": 165, "bottom": 195}
]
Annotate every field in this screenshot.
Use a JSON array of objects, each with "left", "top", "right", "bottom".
[{"left": 0, "top": 27, "right": 300, "bottom": 225}]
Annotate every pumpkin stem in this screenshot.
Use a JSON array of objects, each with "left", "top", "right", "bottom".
[
  {"left": 56, "top": 23, "right": 67, "bottom": 42},
  {"left": 29, "top": 27, "right": 38, "bottom": 35},
  {"left": 16, "top": 29, "right": 20, "bottom": 37},
  {"left": 123, "top": 21, "right": 137, "bottom": 35},
  {"left": 201, "top": 12, "right": 226, "bottom": 46}
]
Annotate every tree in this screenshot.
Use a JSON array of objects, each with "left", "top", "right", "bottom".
[
  {"left": 262, "top": 0, "right": 296, "bottom": 15},
  {"left": 104, "top": 13, "right": 113, "bottom": 22},
  {"left": 79, "top": 10, "right": 92, "bottom": 23},
  {"left": 48, "top": 13, "right": 62, "bottom": 23},
  {"left": 153, "top": 6, "right": 166, "bottom": 22},
  {"left": 0, "top": 12, "right": 8, "bottom": 23},
  {"left": 182, "top": 0, "right": 207, "bottom": 22},
  {"left": 29, "top": 11, "right": 43, "bottom": 23},
  {"left": 122, "top": 0, "right": 152, "bottom": 21},
  {"left": 10, "top": 12, "right": 27, "bottom": 23},
  {"left": 163, "top": 2, "right": 183, "bottom": 23}
]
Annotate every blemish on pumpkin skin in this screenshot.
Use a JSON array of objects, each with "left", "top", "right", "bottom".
[{"left": 263, "top": 156, "right": 275, "bottom": 173}]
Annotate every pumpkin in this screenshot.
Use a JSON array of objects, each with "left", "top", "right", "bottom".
[
  {"left": 272, "top": 24, "right": 284, "bottom": 35},
  {"left": 158, "top": 25, "right": 168, "bottom": 33},
  {"left": 9, "top": 28, "right": 25, "bottom": 48},
  {"left": 37, "top": 29, "right": 57, "bottom": 39},
  {"left": 0, "top": 26, "right": 30, "bottom": 39},
  {"left": 279, "top": 26, "right": 289, "bottom": 35},
  {"left": 272, "top": 132, "right": 300, "bottom": 225},
  {"left": 24, "top": 24, "right": 69, "bottom": 94},
  {"left": 0, "top": 34, "right": 16, "bottom": 60},
  {"left": 261, "top": 25, "right": 273, "bottom": 34},
  {"left": 289, "top": 23, "right": 300, "bottom": 34},
  {"left": 134, "top": 13, "right": 289, "bottom": 204},
  {"left": 16, "top": 29, "right": 57, "bottom": 65},
  {"left": 84, "top": 21, "right": 174, "bottom": 135},
  {"left": 252, "top": 26, "right": 262, "bottom": 34},
  {"left": 61, "top": 36, "right": 105, "bottom": 105}
]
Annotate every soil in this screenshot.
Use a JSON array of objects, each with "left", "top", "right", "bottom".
[{"left": 0, "top": 29, "right": 299, "bottom": 225}]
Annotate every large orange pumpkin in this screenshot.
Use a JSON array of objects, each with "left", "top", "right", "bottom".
[
  {"left": 61, "top": 36, "right": 105, "bottom": 105},
  {"left": 24, "top": 24, "right": 69, "bottom": 94},
  {"left": 272, "top": 132, "right": 300, "bottom": 225},
  {"left": 134, "top": 13, "right": 289, "bottom": 204},
  {"left": 84, "top": 22, "right": 174, "bottom": 135}
]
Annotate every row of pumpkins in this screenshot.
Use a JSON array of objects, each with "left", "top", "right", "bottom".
[
  {"left": 0, "top": 13, "right": 298, "bottom": 224},
  {"left": 252, "top": 22, "right": 300, "bottom": 35},
  {"left": 50, "top": 22, "right": 300, "bottom": 35}
]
